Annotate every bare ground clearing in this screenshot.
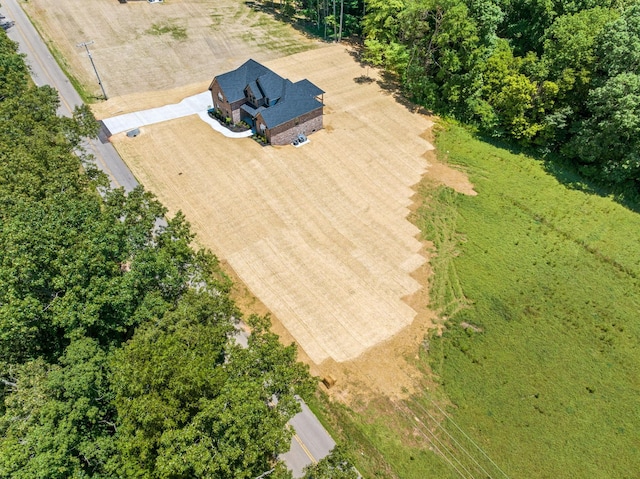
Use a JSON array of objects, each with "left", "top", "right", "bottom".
[
  {"left": 22, "top": 0, "right": 318, "bottom": 99},
  {"left": 25, "top": 0, "right": 477, "bottom": 397},
  {"left": 105, "top": 46, "right": 475, "bottom": 396}
]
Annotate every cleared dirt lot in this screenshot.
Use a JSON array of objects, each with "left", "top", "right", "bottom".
[
  {"left": 22, "top": 0, "right": 317, "bottom": 98},
  {"left": 107, "top": 45, "right": 435, "bottom": 366},
  {"left": 25, "top": 0, "right": 477, "bottom": 394}
]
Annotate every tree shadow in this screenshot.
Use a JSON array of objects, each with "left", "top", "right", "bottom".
[
  {"left": 244, "top": 2, "right": 640, "bottom": 213},
  {"left": 244, "top": 1, "right": 335, "bottom": 41},
  {"left": 353, "top": 75, "right": 374, "bottom": 84},
  {"left": 543, "top": 157, "right": 640, "bottom": 213},
  {"left": 243, "top": 0, "right": 432, "bottom": 118},
  {"left": 346, "top": 45, "right": 434, "bottom": 116},
  {"left": 476, "top": 131, "right": 640, "bottom": 213}
]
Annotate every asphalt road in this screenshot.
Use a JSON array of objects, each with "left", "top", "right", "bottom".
[
  {"left": 1, "top": 0, "right": 137, "bottom": 192},
  {"left": 281, "top": 398, "right": 337, "bottom": 477},
  {"left": 233, "top": 328, "right": 337, "bottom": 478},
  {"left": 3, "top": 1, "right": 337, "bottom": 475}
]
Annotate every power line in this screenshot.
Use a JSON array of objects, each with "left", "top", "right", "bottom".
[
  {"left": 392, "top": 401, "right": 476, "bottom": 479},
  {"left": 408, "top": 398, "right": 496, "bottom": 479},
  {"left": 393, "top": 402, "right": 469, "bottom": 478},
  {"left": 428, "top": 399, "right": 512, "bottom": 479},
  {"left": 349, "top": 351, "right": 510, "bottom": 479}
]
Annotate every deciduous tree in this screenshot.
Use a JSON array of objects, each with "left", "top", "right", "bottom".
[
  {"left": 110, "top": 300, "right": 312, "bottom": 478},
  {"left": 302, "top": 446, "right": 358, "bottom": 478},
  {"left": 568, "top": 72, "right": 640, "bottom": 184}
]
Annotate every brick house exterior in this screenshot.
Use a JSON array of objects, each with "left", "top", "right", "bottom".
[{"left": 208, "top": 59, "right": 324, "bottom": 145}]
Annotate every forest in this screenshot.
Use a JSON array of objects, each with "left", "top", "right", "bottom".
[
  {"left": 268, "top": 0, "right": 640, "bottom": 194},
  {"left": 0, "top": 30, "right": 358, "bottom": 478}
]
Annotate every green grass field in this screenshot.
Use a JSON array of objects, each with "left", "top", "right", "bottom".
[
  {"left": 312, "top": 122, "right": 640, "bottom": 478},
  {"left": 419, "top": 123, "right": 640, "bottom": 478}
]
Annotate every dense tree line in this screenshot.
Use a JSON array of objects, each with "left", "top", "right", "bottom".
[
  {"left": 258, "top": 0, "right": 366, "bottom": 40},
  {"left": 0, "top": 30, "right": 317, "bottom": 478},
  {"left": 275, "top": 0, "right": 640, "bottom": 190},
  {"left": 363, "top": 0, "right": 640, "bottom": 190}
]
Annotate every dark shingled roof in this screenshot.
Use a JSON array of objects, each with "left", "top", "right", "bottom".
[
  {"left": 240, "top": 103, "right": 264, "bottom": 117},
  {"left": 245, "top": 81, "right": 264, "bottom": 101},
  {"left": 293, "top": 78, "right": 325, "bottom": 97},
  {"left": 215, "top": 59, "right": 272, "bottom": 103},
  {"left": 214, "top": 59, "right": 324, "bottom": 129},
  {"left": 258, "top": 80, "right": 323, "bottom": 128},
  {"left": 256, "top": 71, "right": 285, "bottom": 102}
]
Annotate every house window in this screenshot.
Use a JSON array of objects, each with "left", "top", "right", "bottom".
[{"left": 218, "top": 92, "right": 224, "bottom": 101}]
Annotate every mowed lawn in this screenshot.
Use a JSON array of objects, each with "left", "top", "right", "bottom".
[
  {"left": 23, "top": 0, "right": 640, "bottom": 476},
  {"left": 26, "top": 0, "right": 439, "bottom": 371},
  {"left": 109, "top": 46, "right": 435, "bottom": 367}
]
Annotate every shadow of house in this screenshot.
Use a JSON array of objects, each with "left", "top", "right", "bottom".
[{"left": 208, "top": 59, "right": 324, "bottom": 145}]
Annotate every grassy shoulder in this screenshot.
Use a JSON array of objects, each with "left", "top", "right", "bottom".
[
  {"left": 18, "top": 9, "right": 94, "bottom": 103},
  {"left": 420, "top": 123, "right": 640, "bottom": 477},
  {"left": 306, "top": 391, "right": 458, "bottom": 479}
]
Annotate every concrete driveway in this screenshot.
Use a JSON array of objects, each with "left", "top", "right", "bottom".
[{"left": 102, "top": 91, "right": 253, "bottom": 138}]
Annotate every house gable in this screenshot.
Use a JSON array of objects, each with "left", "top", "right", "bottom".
[
  {"left": 244, "top": 81, "right": 264, "bottom": 107},
  {"left": 260, "top": 78, "right": 323, "bottom": 128},
  {"left": 256, "top": 72, "right": 285, "bottom": 105},
  {"left": 209, "top": 59, "right": 272, "bottom": 103}
]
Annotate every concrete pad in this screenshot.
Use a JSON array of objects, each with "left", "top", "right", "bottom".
[{"left": 196, "top": 111, "right": 253, "bottom": 139}]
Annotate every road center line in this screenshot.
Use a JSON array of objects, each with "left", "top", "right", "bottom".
[{"left": 293, "top": 433, "right": 317, "bottom": 464}]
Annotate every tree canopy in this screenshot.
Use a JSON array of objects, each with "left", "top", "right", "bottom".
[
  {"left": 302, "top": 446, "right": 359, "bottom": 479},
  {"left": 270, "top": 0, "right": 640, "bottom": 191},
  {"left": 270, "top": 0, "right": 640, "bottom": 189},
  {"left": 0, "top": 29, "right": 313, "bottom": 478},
  {"left": 359, "top": 0, "right": 640, "bottom": 190}
]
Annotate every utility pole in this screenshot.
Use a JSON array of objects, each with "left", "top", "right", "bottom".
[{"left": 77, "top": 41, "right": 108, "bottom": 100}]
